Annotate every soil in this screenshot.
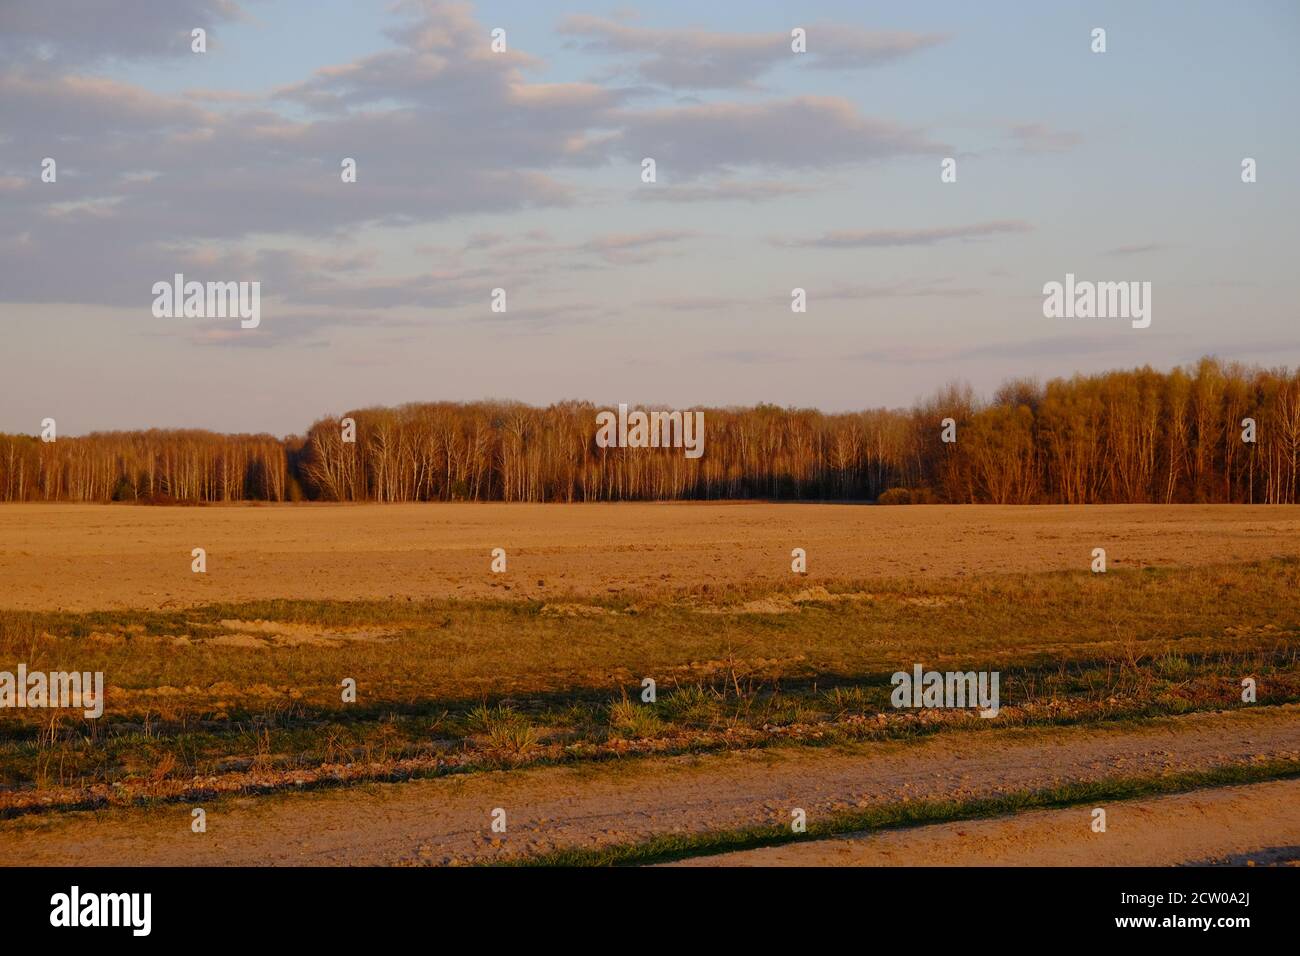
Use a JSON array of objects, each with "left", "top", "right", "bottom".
[{"left": 1, "top": 502, "right": 1296, "bottom": 612}]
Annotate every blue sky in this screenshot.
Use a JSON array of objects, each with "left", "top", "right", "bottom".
[{"left": 2, "top": 0, "right": 1297, "bottom": 435}]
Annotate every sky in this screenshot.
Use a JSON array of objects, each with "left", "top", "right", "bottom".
[{"left": 2, "top": 0, "right": 1297, "bottom": 436}]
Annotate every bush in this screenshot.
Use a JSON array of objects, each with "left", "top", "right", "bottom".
[
  {"left": 877, "top": 487, "right": 939, "bottom": 505},
  {"left": 110, "top": 476, "right": 136, "bottom": 501}
]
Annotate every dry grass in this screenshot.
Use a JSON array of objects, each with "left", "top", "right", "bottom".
[{"left": 2, "top": 558, "right": 1298, "bottom": 811}]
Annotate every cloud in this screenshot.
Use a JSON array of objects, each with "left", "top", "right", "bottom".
[
  {"left": 183, "top": 88, "right": 264, "bottom": 104},
  {"left": 144, "top": 303, "right": 412, "bottom": 349},
  {"left": 0, "top": 0, "right": 959, "bottom": 340},
  {"left": 636, "top": 179, "right": 814, "bottom": 203},
  {"left": 0, "top": 68, "right": 211, "bottom": 139},
  {"left": 560, "top": 15, "right": 945, "bottom": 90},
  {"left": 780, "top": 220, "right": 1033, "bottom": 249},
  {"left": 647, "top": 295, "right": 750, "bottom": 312},
  {"left": 699, "top": 349, "right": 794, "bottom": 364},
  {"left": 819, "top": 278, "right": 983, "bottom": 300},
  {"left": 845, "top": 334, "right": 1135, "bottom": 365},
  {"left": 466, "top": 232, "right": 509, "bottom": 250},
  {"left": 648, "top": 278, "right": 981, "bottom": 313},
  {"left": 804, "top": 25, "right": 949, "bottom": 71},
  {"left": 1007, "top": 122, "right": 1082, "bottom": 153},
  {"left": 481, "top": 300, "right": 608, "bottom": 329},
  {"left": 614, "top": 96, "right": 947, "bottom": 178},
  {"left": 0, "top": 1, "right": 613, "bottom": 313},
  {"left": 0, "top": 0, "right": 244, "bottom": 65},
  {"left": 578, "top": 229, "right": 699, "bottom": 264},
  {"left": 1103, "top": 242, "right": 1169, "bottom": 257}
]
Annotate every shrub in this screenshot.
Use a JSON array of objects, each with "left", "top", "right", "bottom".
[
  {"left": 877, "top": 487, "right": 912, "bottom": 505},
  {"left": 878, "top": 487, "right": 940, "bottom": 504}
]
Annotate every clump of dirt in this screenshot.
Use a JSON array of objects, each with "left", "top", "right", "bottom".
[
  {"left": 730, "top": 597, "right": 799, "bottom": 615},
  {"left": 203, "top": 620, "right": 398, "bottom": 648},
  {"left": 207, "top": 632, "right": 271, "bottom": 648},
  {"left": 792, "top": 587, "right": 876, "bottom": 604},
  {"left": 694, "top": 587, "right": 877, "bottom": 614}
]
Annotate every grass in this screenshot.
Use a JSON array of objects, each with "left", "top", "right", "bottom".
[
  {"left": 607, "top": 695, "right": 668, "bottom": 740},
  {"left": 1, "top": 558, "right": 1298, "bottom": 809},
  {"left": 513, "top": 757, "right": 1300, "bottom": 867},
  {"left": 467, "top": 705, "right": 542, "bottom": 758}
]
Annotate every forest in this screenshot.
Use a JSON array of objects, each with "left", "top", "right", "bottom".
[{"left": 2, "top": 358, "right": 1298, "bottom": 505}]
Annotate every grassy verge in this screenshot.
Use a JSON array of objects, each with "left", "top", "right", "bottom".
[{"left": 516, "top": 758, "right": 1300, "bottom": 867}]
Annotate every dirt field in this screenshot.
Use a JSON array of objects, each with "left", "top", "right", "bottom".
[
  {"left": 1, "top": 502, "right": 1298, "bottom": 611},
  {"left": 1, "top": 502, "right": 1299, "bottom": 867}
]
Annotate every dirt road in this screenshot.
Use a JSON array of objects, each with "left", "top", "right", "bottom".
[
  {"left": 681, "top": 778, "right": 1300, "bottom": 867},
  {"left": 4, "top": 706, "right": 1297, "bottom": 866},
  {"left": 1, "top": 503, "right": 1297, "bottom": 611}
]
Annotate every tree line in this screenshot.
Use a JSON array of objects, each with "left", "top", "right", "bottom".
[{"left": 3, "top": 358, "right": 1298, "bottom": 505}]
